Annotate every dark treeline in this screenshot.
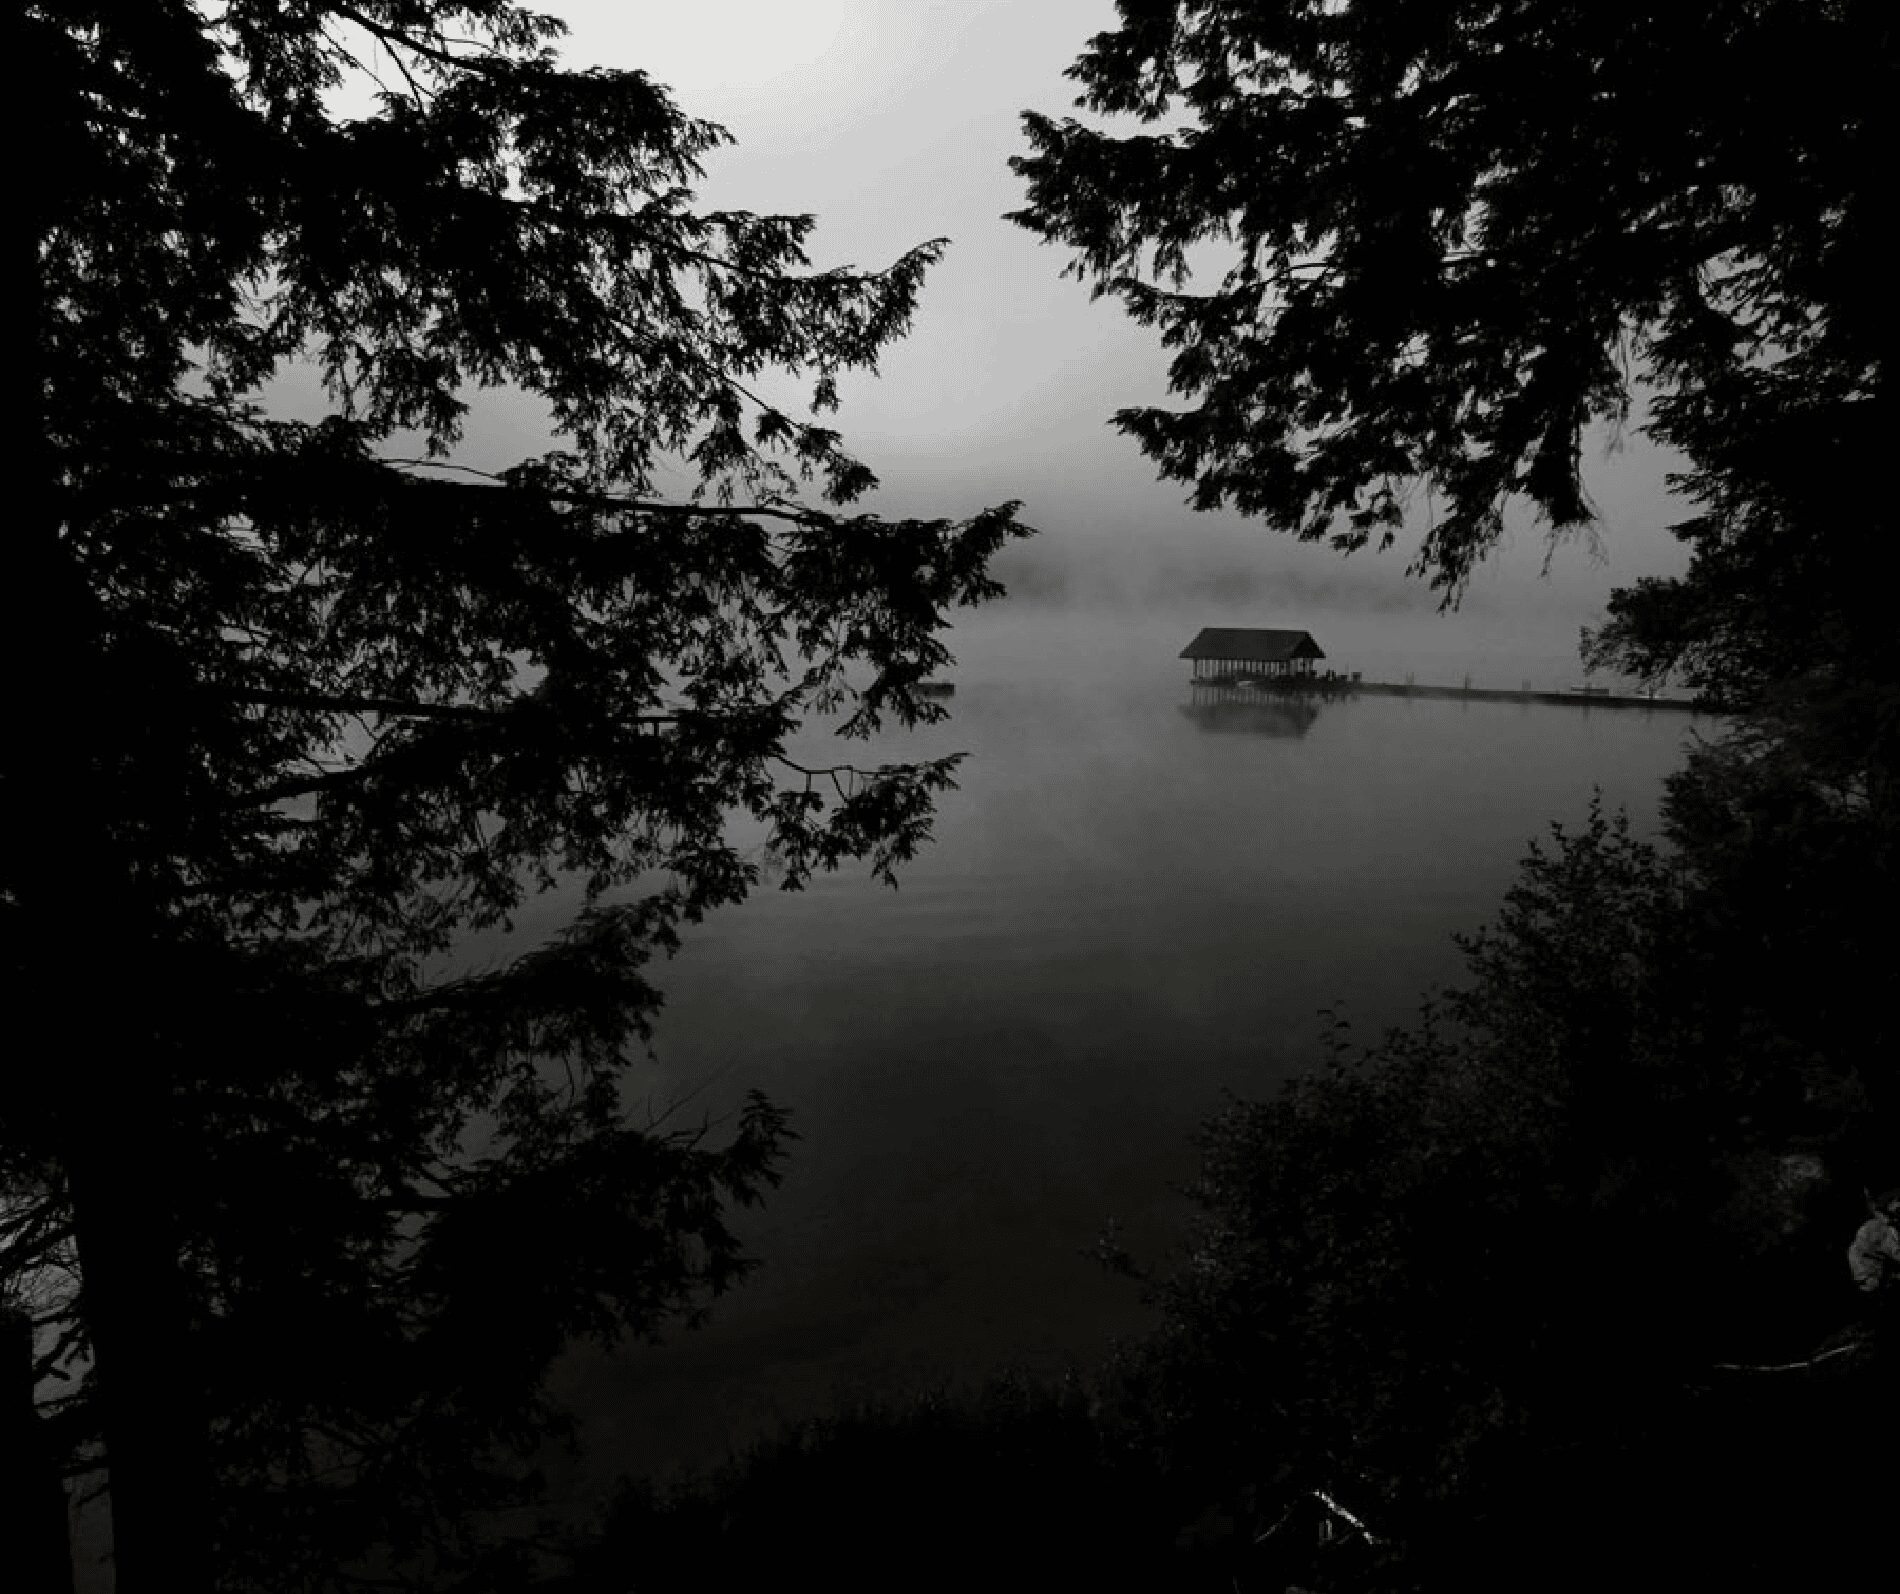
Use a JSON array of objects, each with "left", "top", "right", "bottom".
[{"left": 13, "top": 2, "right": 1898, "bottom": 1591}]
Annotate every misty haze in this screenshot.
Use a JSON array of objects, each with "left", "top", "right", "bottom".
[{"left": 26, "top": 2, "right": 1894, "bottom": 1591}]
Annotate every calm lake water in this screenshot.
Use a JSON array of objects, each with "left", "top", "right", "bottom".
[{"left": 532, "top": 603, "right": 1707, "bottom": 1495}]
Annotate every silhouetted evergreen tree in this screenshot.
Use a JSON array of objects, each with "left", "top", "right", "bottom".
[
  {"left": 1014, "top": 8, "right": 1898, "bottom": 1578},
  {"left": 1011, "top": 0, "right": 1893, "bottom": 613},
  {"left": 1009, "top": 0, "right": 1897, "bottom": 924},
  {"left": 10, "top": 4, "right": 1024, "bottom": 1588}
]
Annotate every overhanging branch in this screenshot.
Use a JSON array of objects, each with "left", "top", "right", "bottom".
[{"left": 227, "top": 688, "right": 510, "bottom": 722}]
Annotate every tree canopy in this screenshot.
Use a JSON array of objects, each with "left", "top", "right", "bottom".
[
  {"left": 1010, "top": 1, "right": 1895, "bottom": 700},
  {"left": 1013, "top": 6, "right": 1900, "bottom": 1582},
  {"left": 12, "top": 3, "right": 1024, "bottom": 1588}
]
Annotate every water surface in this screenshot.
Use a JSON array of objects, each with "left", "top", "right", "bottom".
[{"left": 538, "top": 605, "right": 1706, "bottom": 1489}]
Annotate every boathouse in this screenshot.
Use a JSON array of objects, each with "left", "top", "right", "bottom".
[{"left": 1180, "top": 627, "right": 1326, "bottom": 681}]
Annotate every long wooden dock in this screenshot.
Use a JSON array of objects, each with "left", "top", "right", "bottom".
[
  {"left": 1189, "top": 677, "right": 1706, "bottom": 713},
  {"left": 1353, "top": 680, "right": 1703, "bottom": 711},
  {"left": 1175, "top": 627, "right": 1705, "bottom": 713}
]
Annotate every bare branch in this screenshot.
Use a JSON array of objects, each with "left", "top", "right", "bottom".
[
  {"left": 226, "top": 688, "right": 510, "bottom": 722},
  {"left": 1712, "top": 1340, "right": 1865, "bottom": 1374},
  {"left": 373, "top": 458, "right": 823, "bottom": 525}
]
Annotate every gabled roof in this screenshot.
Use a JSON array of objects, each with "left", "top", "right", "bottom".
[{"left": 1179, "top": 627, "right": 1326, "bottom": 661}]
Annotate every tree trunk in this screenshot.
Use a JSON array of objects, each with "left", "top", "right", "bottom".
[
  {"left": 4, "top": 1308, "right": 75, "bottom": 1594},
  {"left": 21, "top": 285, "right": 212, "bottom": 1594},
  {"left": 65, "top": 1123, "right": 212, "bottom": 1594},
  {"left": 13, "top": 572, "right": 216, "bottom": 1589}
]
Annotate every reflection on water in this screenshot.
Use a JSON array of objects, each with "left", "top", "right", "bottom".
[{"left": 1179, "top": 681, "right": 1329, "bottom": 737}]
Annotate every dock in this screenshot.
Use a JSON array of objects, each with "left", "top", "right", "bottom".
[
  {"left": 1355, "top": 679, "right": 1700, "bottom": 711},
  {"left": 1189, "top": 676, "right": 1705, "bottom": 713},
  {"left": 1178, "top": 627, "right": 1705, "bottom": 713}
]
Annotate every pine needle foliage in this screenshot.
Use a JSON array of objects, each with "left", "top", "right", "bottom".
[{"left": 12, "top": 4, "right": 1028, "bottom": 1588}]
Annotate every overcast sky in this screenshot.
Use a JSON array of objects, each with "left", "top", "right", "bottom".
[{"left": 439, "top": 3, "right": 1692, "bottom": 635}]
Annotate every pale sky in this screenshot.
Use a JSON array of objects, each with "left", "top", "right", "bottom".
[{"left": 414, "top": 3, "right": 1692, "bottom": 630}]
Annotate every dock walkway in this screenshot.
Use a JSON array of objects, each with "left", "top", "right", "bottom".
[
  {"left": 1353, "top": 680, "right": 1702, "bottom": 712},
  {"left": 1192, "top": 676, "right": 1705, "bottom": 713}
]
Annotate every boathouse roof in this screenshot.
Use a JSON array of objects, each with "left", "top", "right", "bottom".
[{"left": 1179, "top": 627, "right": 1326, "bottom": 662}]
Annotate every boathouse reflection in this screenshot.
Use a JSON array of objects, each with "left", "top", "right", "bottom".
[{"left": 1179, "top": 680, "right": 1327, "bottom": 738}]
